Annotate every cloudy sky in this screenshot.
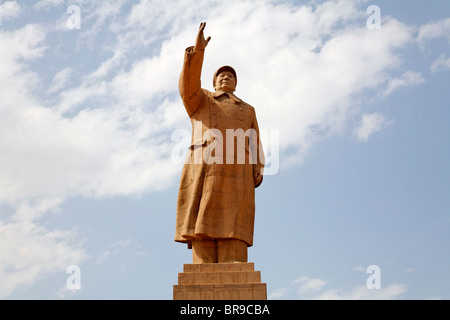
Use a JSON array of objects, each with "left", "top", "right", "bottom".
[{"left": 0, "top": 0, "right": 449, "bottom": 299}]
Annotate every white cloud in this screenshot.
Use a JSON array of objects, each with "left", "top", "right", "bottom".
[
  {"left": 96, "top": 239, "right": 132, "bottom": 263},
  {"left": 383, "top": 71, "right": 425, "bottom": 96},
  {"left": 314, "top": 283, "right": 407, "bottom": 300},
  {"left": 294, "top": 275, "right": 328, "bottom": 295},
  {"left": 268, "top": 287, "right": 290, "bottom": 300},
  {"left": 270, "top": 275, "right": 407, "bottom": 300},
  {"left": 354, "top": 113, "right": 391, "bottom": 142},
  {"left": 351, "top": 265, "right": 366, "bottom": 272},
  {"left": 0, "top": 204, "right": 86, "bottom": 297},
  {"left": 405, "top": 267, "right": 414, "bottom": 273},
  {"left": 431, "top": 54, "right": 450, "bottom": 73},
  {"left": 417, "top": 17, "right": 450, "bottom": 73},
  {"left": 417, "top": 17, "right": 450, "bottom": 47},
  {"left": 0, "top": 1, "right": 20, "bottom": 25},
  {"left": 0, "top": 20, "right": 179, "bottom": 203},
  {"left": 48, "top": 67, "right": 72, "bottom": 94},
  {"left": 0, "top": 14, "right": 176, "bottom": 296},
  {"left": 34, "top": 0, "right": 64, "bottom": 10}
]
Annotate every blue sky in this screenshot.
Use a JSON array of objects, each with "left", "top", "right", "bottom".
[{"left": 0, "top": 0, "right": 449, "bottom": 300}]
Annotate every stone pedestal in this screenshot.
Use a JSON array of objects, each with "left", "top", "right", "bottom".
[{"left": 173, "top": 262, "right": 267, "bottom": 300}]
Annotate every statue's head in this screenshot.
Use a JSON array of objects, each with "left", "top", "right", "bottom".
[{"left": 213, "top": 65, "right": 237, "bottom": 93}]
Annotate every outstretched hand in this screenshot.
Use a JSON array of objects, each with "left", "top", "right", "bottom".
[{"left": 194, "top": 22, "right": 211, "bottom": 51}]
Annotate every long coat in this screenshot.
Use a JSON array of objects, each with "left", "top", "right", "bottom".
[{"left": 175, "top": 46, "right": 264, "bottom": 247}]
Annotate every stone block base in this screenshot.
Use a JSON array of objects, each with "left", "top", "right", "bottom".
[{"left": 173, "top": 262, "right": 267, "bottom": 300}]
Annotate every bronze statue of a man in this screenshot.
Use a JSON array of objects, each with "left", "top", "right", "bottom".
[{"left": 175, "top": 22, "right": 264, "bottom": 263}]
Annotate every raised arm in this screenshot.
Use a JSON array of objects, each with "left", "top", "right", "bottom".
[{"left": 179, "top": 22, "right": 211, "bottom": 117}]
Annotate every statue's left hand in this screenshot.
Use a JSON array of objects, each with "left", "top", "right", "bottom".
[{"left": 254, "top": 172, "right": 263, "bottom": 187}]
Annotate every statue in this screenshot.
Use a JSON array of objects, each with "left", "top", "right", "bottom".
[{"left": 175, "top": 22, "right": 265, "bottom": 264}]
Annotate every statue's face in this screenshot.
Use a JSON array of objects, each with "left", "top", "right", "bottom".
[{"left": 215, "top": 71, "right": 236, "bottom": 93}]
